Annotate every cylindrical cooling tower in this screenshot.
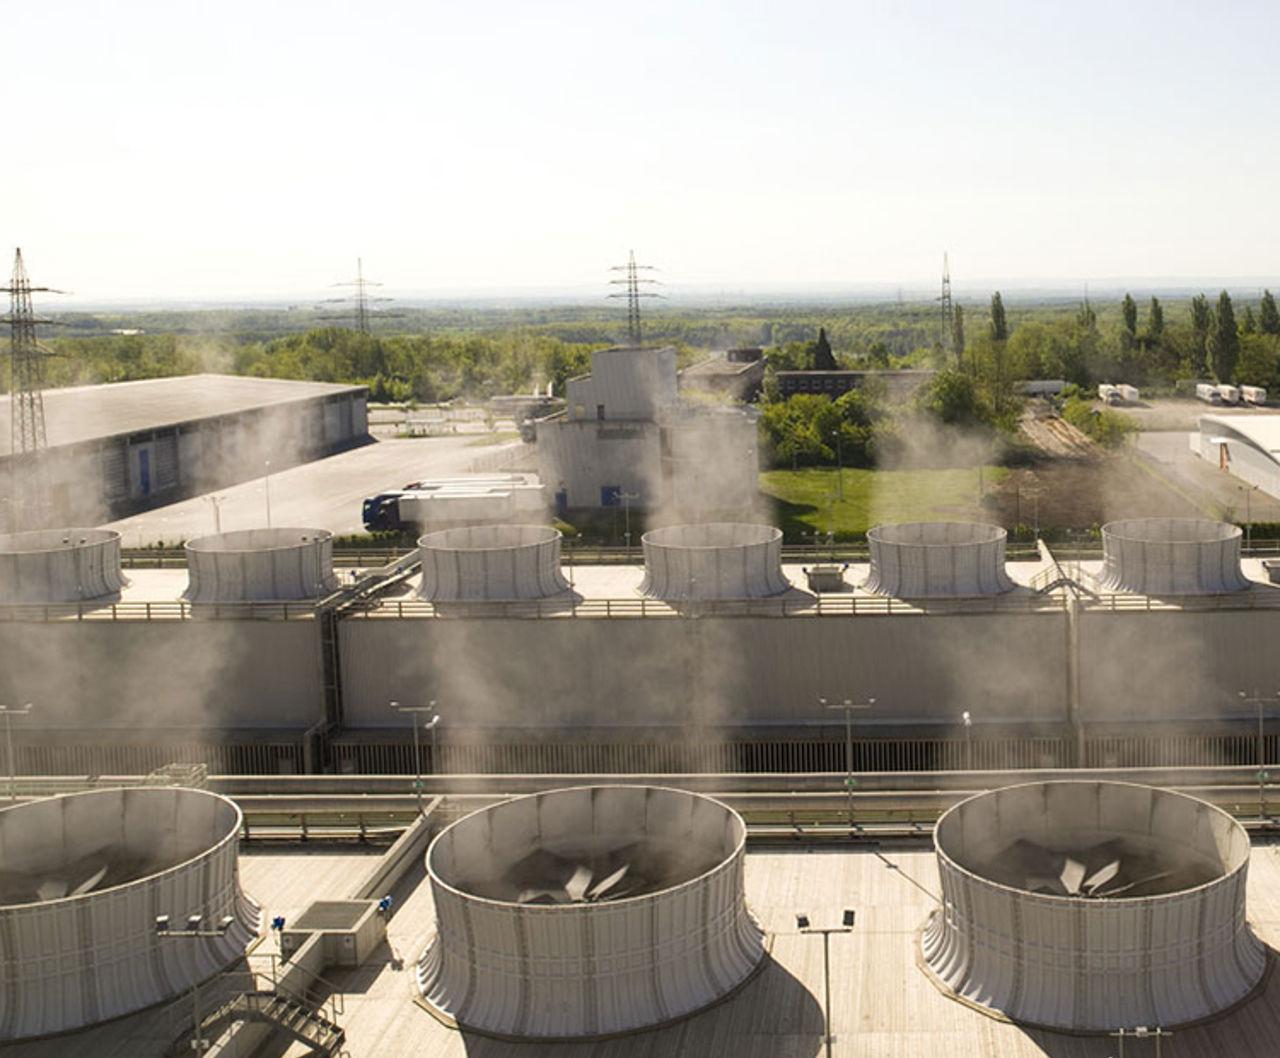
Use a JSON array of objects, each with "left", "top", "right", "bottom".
[
  {"left": 1098, "top": 518, "right": 1249, "bottom": 595},
  {"left": 864, "top": 522, "right": 1014, "bottom": 597},
  {"left": 417, "top": 524, "right": 569, "bottom": 601},
  {"left": 183, "top": 528, "right": 339, "bottom": 602},
  {"left": 922, "top": 781, "right": 1265, "bottom": 1032},
  {"left": 640, "top": 523, "right": 789, "bottom": 600},
  {"left": 419, "top": 785, "right": 764, "bottom": 1039},
  {"left": 0, "top": 787, "right": 260, "bottom": 1039},
  {"left": 0, "top": 528, "right": 127, "bottom": 603}
]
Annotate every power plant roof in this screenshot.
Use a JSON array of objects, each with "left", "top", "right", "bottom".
[{"left": 0, "top": 373, "right": 365, "bottom": 457}]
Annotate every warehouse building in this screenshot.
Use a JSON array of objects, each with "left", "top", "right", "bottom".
[
  {"left": 0, "top": 374, "right": 368, "bottom": 524},
  {"left": 1193, "top": 414, "right": 1280, "bottom": 499}
]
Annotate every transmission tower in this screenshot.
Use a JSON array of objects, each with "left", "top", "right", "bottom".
[
  {"left": 318, "top": 258, "right": 403, "bottom": 334},
  {"left": 938, "top": 252, "right": 956, "bottom": 363},
  {"left": 2, "top": 249, "right": 62, "bottom": 531},
  {"left": 608, "top": 250, "right": 661, "bottom": 347}
]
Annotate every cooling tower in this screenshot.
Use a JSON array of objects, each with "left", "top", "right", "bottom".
[
  {"left": 183, "top": 527, "right": 339, "bottom": 602},
  {"left": 922, "top": 781, "right": 1265, "bottom": 1032},
  {"left": 0, "top": 528, "right": 127, "bottom": 603},
  {"left": 640, "top": 523, "right": 789, "bottom": 600},
  {"left": 864, "top": 521, "right": 1014, "bottom": 597},
  {"left": 418, "top": 785, "right": 764, "bottom": 1039},
  {"left": 1098, "top": 518, "right": 1249, "bottom": 595},
  {"left": 0, "top": 786, "right": 260, "bottom": 1039},
  {"left": 417, "top": 524, "right": 569, "bottom": 601}
]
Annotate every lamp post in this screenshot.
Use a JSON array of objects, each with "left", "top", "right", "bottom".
[
  {"left": 820, "top": 697, "right": 875, "bottom": 827},
  {"left": 263, "top": 460, "right": 272, "bottom": 528},
  {"left": 796, "top": 909, "right": 856, "bottom": 1058},
  {"left": 0, "top": 703, "right": 32, "bottom": 802},
  {"left": 391, "top": 699, "right": 440, "bottom": 812},
  {"left": 829, "top": 430, "right": 844, "bottom": 501},
  {"left": 961, "top": 710, "right": 974, "bottom": 771},
  {"left": 620, "top": 491, "right": 640, "bottom": 555},
  {"left": 204, "top": 494, "right": 225, "bottom": 535},
  {"left": 1239, "top": 689, "right": 1278, "bottom": 818},
  {"left": 155, "top": 912, "right": 236, "bottom": 1053}
]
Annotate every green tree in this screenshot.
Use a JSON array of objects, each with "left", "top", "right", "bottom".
[
  {"left": 917, "top": 367, "right": 990, "bottom": 427},
  {"left": 1208, "top": 291, "right": 1240, "bottom": 382},
  {"left": 812, "top": 327, "right": 837, "bottom": 371},
  {"left": 989, "top": 292, "right": 1008, "bottom": 341},
  {"left": 1261, "top": 290, "right": 1280, "bottom": 336},
  {"left": 1189, "top": 294, "right": 1212, "bottom": 376},
  {"left": 1147, "top": 297, "right": 1164, "bottom": 339},
  {"left": 953, "top": 303, "right": 966, "bottom": 360},
  {"left": 1243, "top": 306, "right": 1258, "bottom": 334},
  {"left": 1121, "top": 294, "right": 1138, "bottom": 339}
]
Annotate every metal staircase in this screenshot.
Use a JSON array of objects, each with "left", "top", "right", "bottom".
[{"left": 180, "top": 990, "right": 345, "bottom": 1055}]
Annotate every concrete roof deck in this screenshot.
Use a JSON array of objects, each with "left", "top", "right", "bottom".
[
  {"left": 12, "top": 839, "right": 1280, "bottom": 1057},
  {"left": 0, "top": 374, "right": 365, "bottom": 457}
]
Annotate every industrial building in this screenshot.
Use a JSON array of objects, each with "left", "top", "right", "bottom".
[
  {"left": 774, "top": 368, "right": 934, "bottom": 401},
  {"left": 534, "top": 346, "right": 760, "bottom": 516},
  {"left": 0, "top": 374, "right": 368, "bottom": 525},
  {"left": 1194, "top": 413, "right": 1280, "bottom": 499}
]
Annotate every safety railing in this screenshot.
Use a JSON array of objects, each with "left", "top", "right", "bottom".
[{"left": 0, "top": 600, "right": 318, "bottom": 622}]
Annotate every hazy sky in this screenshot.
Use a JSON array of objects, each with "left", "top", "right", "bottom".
[{"left": 8, "top": 1, "right": 1279, "bottom": 300}]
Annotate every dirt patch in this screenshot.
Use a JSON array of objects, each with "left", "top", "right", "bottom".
[{"left": 990, "top": 455, "right": 1204, "bottom": 530}]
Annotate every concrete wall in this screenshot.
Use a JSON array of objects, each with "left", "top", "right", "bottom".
[
  {"left": 0, "top": 620, "right": 323, "bottom": 730},
  {"left": 566, "top": 347, "right": 678, "bottom": 422},
  {"left": 1077, "top": 609, "right": 1280, "bottom": 722},
  {"left": 339, "top": 612, "right": 1069, "bottom": 731}
]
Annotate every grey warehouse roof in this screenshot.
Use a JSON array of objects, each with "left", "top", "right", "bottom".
[{"left": 0, "top": 374, "right": 365, "bottom": 456}]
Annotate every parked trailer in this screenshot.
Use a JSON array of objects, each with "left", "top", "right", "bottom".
[
  {"left": 1197, "top": 383, "right": 1224, "bottom": 405},
  {"left": 1217, "top": 384, "right": 1241, "bottom": 405},
  {"left": 1242, "top": 385, "right": 1267, "bottom": 405},
  {"left": 1097, "top": 383, "right": 1118, "bottom": 402},
  {"left": 1117, "top": 384, "right": 1140, "bottom": 403}
]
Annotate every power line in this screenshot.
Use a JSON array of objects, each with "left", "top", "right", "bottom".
[
  {"left": 317, "top": 258, "right": 404, "bottom": 334},
  {"left": 1, "top": 249, "right": 65, "bottom": 531},
  {"left": 608, "top": 250, "right": 661, "bottom": 347}
]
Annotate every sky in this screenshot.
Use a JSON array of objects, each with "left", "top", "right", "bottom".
[{"left": 7, "top": 0, "right": 1279, "bottom": 301}]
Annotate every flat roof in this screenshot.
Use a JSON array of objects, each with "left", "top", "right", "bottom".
[
  {"left": 15, "top": 840, "right": 1280, "bottom": 1057},
  {"left": 0, "top": 374, "right": 365, "bottom": 457}
]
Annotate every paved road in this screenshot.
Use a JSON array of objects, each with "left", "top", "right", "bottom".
[
  {"left": 1134, "top": 431, "right": 1280, "bottom": 523},
  {"left": 104, "top": 434, "right": 528, "bottom": 546}
]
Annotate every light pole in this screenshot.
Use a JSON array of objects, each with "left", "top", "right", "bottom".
[
  {"left": 620, "top": 491, "right": 640, "bottom": 554},
  {"left": 391, "top": 699, "right": 440, "bottom": 812},
  {"left": 830, "top": 430, "right": 844, "bottom": 501},
  {"left": 155, "top": 912, "right": 236, "bottom": 1053},
  {"left": 263, "top": 460, "right": 272, "bottom": 528},
  {"left": 1242, "top": 484, "right": 1259, "bottom": 551},
  {"left": 0, "top": 704, "right": 32, "bottom": 802},
  {"left": 1239, "top": 689, "right": 1278, "bottom": 818},
  {"left": 961, "top": 710, "right": 974, "bottom": 771},
  {"left": 820, "top": 697, "right": 875, "bottom": 827},
  {"left": 204, "top": 494, "right": 225, "bottom": 535},
  {"left": 796, "top": 909, "right": 856, "bottom": 1058}
]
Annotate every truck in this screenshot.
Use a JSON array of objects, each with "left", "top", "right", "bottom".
[
  {"left": 362, "top": 475, "right": 546, "bottom": 532},
  {"left": 1241, "top": 385, "right": 1268, "bottom": 405},
  {"left": 1196, "top": 383, "right": 1224, "bottom": 405},
  {"left": 1116, "top": 384, "right": 1140, "bottom": 404},
  {"left": 1097, "top": 384, "right": 1123, "bottom": 406},
  {"left": 1216, "top": 384, "right": 1241, "bottom": 405}
]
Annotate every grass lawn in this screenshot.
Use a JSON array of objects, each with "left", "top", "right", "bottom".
[{"left": 759, "top": 466, "right": 1010, "bottom": 539}]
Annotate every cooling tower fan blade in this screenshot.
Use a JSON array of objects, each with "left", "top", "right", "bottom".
[
  {"left": 1094, "top": 870, "right": 1175, "bottom": 899},
  {"left": 35, "top": 878, "right": 70, "bottom": 901},
  {"left": 1082, "top": 859, "right": 1121, "bottom": 896},
  {"left": 1059, "top": 858, "right": 1087, "bottom": 896},
  {"left": 564, "top": 865, "right": 594, "bottom": 903},
  {"left": 587, "top": 864, "right": 630, "bottom": 901},
  {"left": 69, "top": 863, "right": 109, "bottom": 897}
]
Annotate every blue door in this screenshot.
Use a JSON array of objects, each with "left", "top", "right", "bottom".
[
  {"left": 138, "top": 449, "right": 151, "bottom": 496},
  {"left": 601, "top": 485, "right": 621, "bottom": 507}
]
